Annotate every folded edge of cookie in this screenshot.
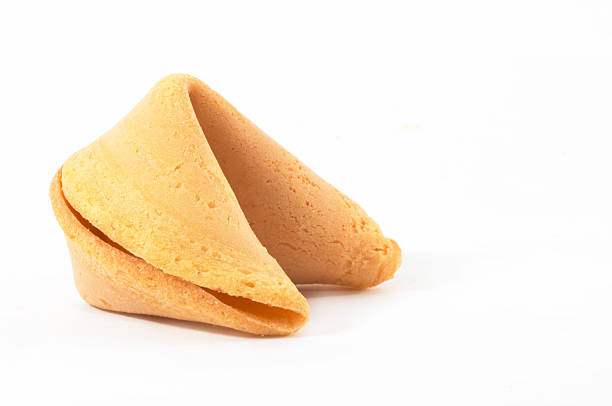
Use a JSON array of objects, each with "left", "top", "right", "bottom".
[{"left": 51, "top": 171, "right": 308, "bottom": 336}]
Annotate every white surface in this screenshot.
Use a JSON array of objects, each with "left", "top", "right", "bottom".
[{"left": 2, "top": 1, "right": 612, "bottom": 404}]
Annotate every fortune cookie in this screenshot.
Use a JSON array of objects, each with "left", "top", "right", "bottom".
[{"left": 50, "top": 74, "right": 401, "bottom": 335}]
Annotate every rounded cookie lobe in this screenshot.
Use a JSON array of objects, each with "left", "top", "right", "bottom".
[
  {"left": 186, "top": 74, "right": 402, "bottom": 287},
  {"left": 51, "top": 171, "right": 308, "bottom": 336}
]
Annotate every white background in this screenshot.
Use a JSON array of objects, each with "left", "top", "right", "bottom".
[{"left": 1, "top": 1, "right": 611, "bottom": 404}]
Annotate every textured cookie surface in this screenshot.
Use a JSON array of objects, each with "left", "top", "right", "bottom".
[
  {"left": 52, "top": 73, "right": 400, "bottom": 335},
  {"left": 187, "top": 75, "right": 402, "bottom": 287},
  {"left": 51, "top": 172, "right": 307, "bottom": 336}
]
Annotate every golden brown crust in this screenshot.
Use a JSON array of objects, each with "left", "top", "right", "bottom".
[
  {"left": 50, "top": 73, "right": 400, "bottom": 335},
  {"left": 186, "top": 74, "right": 402, "bottom": 287},
  {"left": 50, "top": 172, "right": 308, "bottom": 336}
]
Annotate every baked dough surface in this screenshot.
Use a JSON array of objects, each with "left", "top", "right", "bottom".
[{"left": 50, "top": 74, "right": 401, "bottom": 335}]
